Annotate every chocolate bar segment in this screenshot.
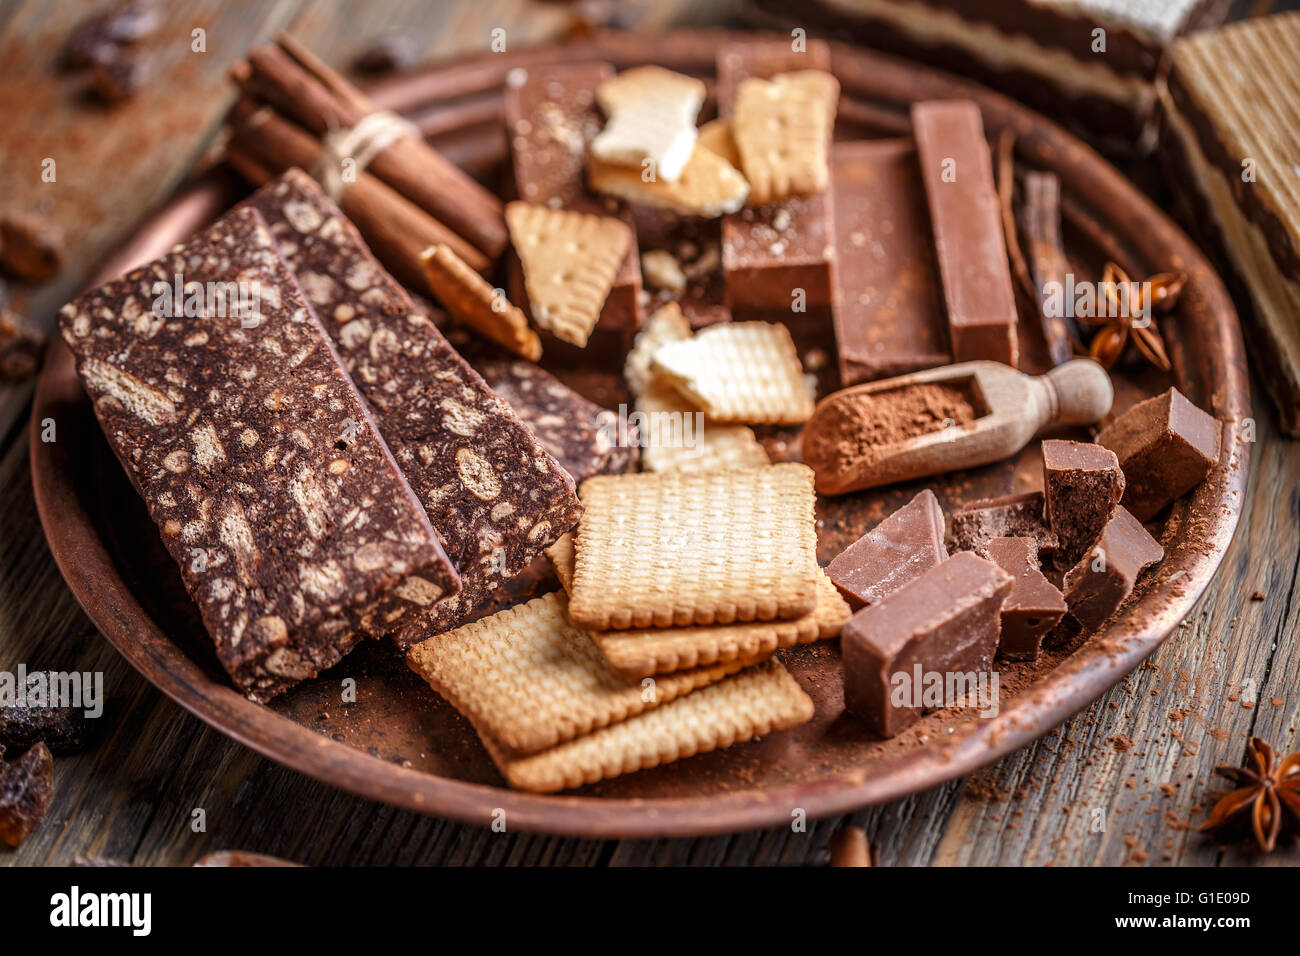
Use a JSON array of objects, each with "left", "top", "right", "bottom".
[
  {"left": 1097, "top": 387, "right": 1218, "bottom": 520},
  {"left": 948, "top": 490, "right": 1057, "bottom": 560},
  {"left": 718, "top": 40, "right": 836, "bottom": 312},
  {"left": 1062, "top": 506, "right": 1164, "bottom": 631},
  {"left": 981, "top": 537, "right": 1066, "bottom": 661},
  {"left": 842, "top": 552, "right": 1012, "bottom": 738},
  {"left": 831, "top": 139, "right": 950, "bottom": 385},
  {"left": 242, "top": 171, "right": 582, "bottom": 647},
  {"left": 1042, "top": 439, "right": 1124, "bottom": 569},
  {"left": 1160, "top": 13, "right": 1300, "bottom": 433},
  {"left": 827, "top": 489, "right": 947, "bottom": 607},
  {"left": 503, "top": 62, "right": 642, "bottom": 336},
  {"left": 911, "top": 100, "right": 1019, "bottom": 367},
  {"left": 58, "top": 207, "right": 459, "bottom": 700}
]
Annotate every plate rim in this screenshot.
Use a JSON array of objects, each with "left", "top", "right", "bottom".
[{"left": 29, "top": 30, "right": 1252, "bottom": 838}]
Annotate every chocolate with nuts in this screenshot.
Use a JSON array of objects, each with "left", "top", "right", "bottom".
[
  {"left": 242, "top": 170, "right": 582, "bottom": 646},
  {"left": 59, "top": 206, "right": 460, "bottom": 700}
]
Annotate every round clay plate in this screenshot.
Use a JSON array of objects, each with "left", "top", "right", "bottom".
[{"left": 31, "top": 30, "right": 1250, "bottom": 837}]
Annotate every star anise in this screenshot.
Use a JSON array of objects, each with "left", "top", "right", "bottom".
[
  {"left": 1079, "top": 262, "right": 1184, "bottom": 372},
  {"left": 1198, "top": 737, "right": 1300, "bottom": 852}
]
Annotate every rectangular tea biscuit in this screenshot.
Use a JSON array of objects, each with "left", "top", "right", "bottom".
[
  {"left": 569, "top": 463, "right": 819, "bottom": 630},
  {"left": 479, "top": 658, "right": 814, "bottom": 792},
  {"left": 242, "top": 170, "right": 581, "bottom": 646},
  {"left": 732, "top": 70, "right": 839, "bottom": 204},
  {"left": 406, "top": 591, "right": 743, "bottom": 755},
  {"left": 57, "top": 207, "right": 459, "bottom": 701},
  {"left": 549, "top": 533, "right": 849, "bottom": 678}
]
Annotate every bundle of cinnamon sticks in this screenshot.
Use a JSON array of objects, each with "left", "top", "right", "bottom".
[{"left": 225, "top": 33, "right": 506, "bottom": 288}]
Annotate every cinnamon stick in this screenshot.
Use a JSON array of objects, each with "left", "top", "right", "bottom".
[
  {"left": 235, "top": 34, "right": 507, "bottom": 261},
  {"left": 1019, "top": 171, "right": 1077, "bottom": 367},
  {"left": 225, "top": 98, "right": 488, "bottom": 287}
]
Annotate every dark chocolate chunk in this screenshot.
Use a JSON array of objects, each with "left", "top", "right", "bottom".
[
  {"left": 0, "top": 308, "right": 46, "bottom": 382},
  {"left": 842, "top": 552, "right": 1012, "bottom": 737},
  {"left": 59, "top": 206, "right": 459, "bottom": 701},
  {"left": 242, "top": 170, "right": 582, "bottom": 646},
  {"left": 0, "top": 212, "right": 65, "bottom": 282},
  {"left": 0, "top": 743, "right": 53, "bottom": 847},
  {"left": 0, "top": 688, "right": 88, "bottom": 753},
  {"left": 827, "top": 489, "right": 947, "bottom": 607},
  {"left": 1062, "top": 505, "right": 1163, "bottom": 631},
  {"left": 1097, "top": 387, "right": 1218, "bottom": 520},
  {"left": 1043, "top": 439, "right": 1125, "bottom": 569},
  {"left": 981, "top": 536, "right": 1066, "bottom": 661},
  {"left": 948, "top": 490, "right": 1057, "bottom": 559}
]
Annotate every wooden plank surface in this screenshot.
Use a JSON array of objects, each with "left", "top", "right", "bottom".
[{"left": 1, "top": 0, "right": 1297, "bottom": 867}]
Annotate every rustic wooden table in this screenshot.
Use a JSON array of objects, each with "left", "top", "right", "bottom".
[{"left": 1, "top": 0, "right": 1296, "bottom": 867}]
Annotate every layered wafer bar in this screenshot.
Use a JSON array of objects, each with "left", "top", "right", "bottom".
[
  {"left": 57, "top": 207, "right": 459, "bottom": 700},
  {"left": 242, "top": 170, "right": 582, "bottom": 647},
  {"left": 718, "top": 39, "right": 837, "bottom": 312},
  {"left": 1159, "top": 12, "right": 1300, "bottom": 434},
  {"left": 831, "top": 139, "right": 950, "bottom": 385},
  {"left": 503, "top": 62, "right": 643, "bottom": 337},
  {"left": 755, "top": 0, "right": 1231, "bottom": 153},
  {"left": 912, "top": 100, "right": 1019, "bottom": 367}
]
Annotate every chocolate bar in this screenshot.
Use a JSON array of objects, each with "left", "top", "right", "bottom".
[
  {"left": 1097, "top": 387, "right": 1218, "bottom": 520},
  {"left": 1160, "top": 13, "right": 1300, "bottom": 434},
  {"left": 1042, "top": 439, "right": 1124, "bottom": 569},
  {"left": 447, "top": 331, "right": 640, "bottom": 483},
  {"left": 1062, "top": 506, "right": 1164, "bottom": 631},
  {"left": 912, "top": 100, "right": 1019, "bottom": 367},
  {"left": 503, "top": 62, "right": 642, "bottom": 336},
  {"left": 827, "top": 489, "right": 947, "bottom": 607},
  {"left": 830, "top": 139, "right": 950, "bottom": 385},
  {"left": 718, "top": 40, "right": 836, "bottom": 312},
  {"left": 58, "top": 207, "right": 459, "bottom": 700},
  {"left": 842, "top": 552, "right": 1012, "bottom": 737},
  {"left": 981, "top": 537, "right": 1066, "bottom": 661},
  {"left": 243, "top": 171, "right": 582, "bottom": 647},
  {"left": 948, "top": 491, "right": 1057, "bottom": 559},
  {"left": 756, "top": 0, "right": 1231, "bottom": 153}
]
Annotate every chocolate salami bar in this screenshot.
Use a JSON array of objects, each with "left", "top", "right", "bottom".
[
  {"left": 242, "top": 170, "right": 582, "bottom": 647},
  {"left": 58, "top": 207, "right": 460, "bottom": 700},
  {"left": 753, "top": 0, "right": 1231, "bottom": 153},
  {"left": 1160, "top": 12, "right": 1300, "bottom": 434}
]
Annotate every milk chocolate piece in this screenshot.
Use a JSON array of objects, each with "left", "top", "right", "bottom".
[
  {"left": 58, "top": 207, "right": 459, "bottom": 700},
  {"left": 911, "top": 100, "right": 1019, "bottom": 367},
  {"left": 242, "top": 171, "right": 581, "bottom": 648},
  {"left": 1042, "top": 439, "right": 1124, "bottom": 569},
  {"left": 448, "top": 331, "right": 639, "bottom": 483},
  {"left": 948, "top": 491, "right": 1057, "bottom": 559},
  {"left": 1062, "top": 506, "right": 1164, "bottom": 631},
  {"left": 1161, "top": 13, "right": 1300, "bottom": 433},
  {"left": 503, "top": 62, "right": 642, "bottom": 335},
  {"left": 827, "top": 489, "right": 947, "bottom": 607},
  {"left": 831, "top": 139, "right": 950, "bottom": 385},
  {"left": 981, "top": 536, "right": 1066, "bottom": 661},
  {"left": 1097, "top": 387, "right": 1218, "bottom": 520},
  {"left": 718, "top": 41, "right": 836, "bottom": 312},
  {"left": 842, "top": 552, "right": 1012, "bottom": 737},
  {"left": 0, "top": 743, "right": 53, "bottom": 847}
]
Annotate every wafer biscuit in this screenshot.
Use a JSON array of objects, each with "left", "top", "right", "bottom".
[
  {"left": 419, "top": 244, "right": 542, "bottom": 361},
  {"left": 637, "top": 380, "right": 770, "bottom": 473},
  {"left": 651, "top": 321, "right": 814, "bottom": 424},
  {"left": 548, "top": 532, "right": 849, "bottom": 678},
  {"left": 590, "top": 66, "right": 706, "bottom": 183},
  {"left": 568, "top": 464, "right": 819, "bottom": 630},
  {"left": 624, "top": 302, "right": 692, "bottom": 397},
  {"left": 506, "top": 201, "right": 632, "bottom": 346},
  {"left": 696, "top": 118, "right": 741, "bottom": 168},
  {"left": 479, "top": 658, "right": 814, "bottom": 792},
  {"left": 733, "top": 70, "right": 839, "bottom": 204},
  {"left": 587, "top": 145, "right": 749, "bottom": 218},
  {"left": 406, "top": 591, "right": 744, "bottom": 754}
]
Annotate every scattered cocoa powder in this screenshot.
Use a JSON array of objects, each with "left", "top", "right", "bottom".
[{"left": 1112, "top": 734, "right": 1133, "bottom": 752}]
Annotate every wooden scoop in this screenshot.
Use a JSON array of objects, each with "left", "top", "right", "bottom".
[{"left": 803, "top": 360, "right": 1113, "bottom": 495}]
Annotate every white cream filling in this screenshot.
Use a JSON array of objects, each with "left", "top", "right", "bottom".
[
  {"left": 1161, "top": 86, "right": 1300, "bottom": 397},
  {"left": 822, "top": 0, "right": 1154, "bottom": 107}
]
